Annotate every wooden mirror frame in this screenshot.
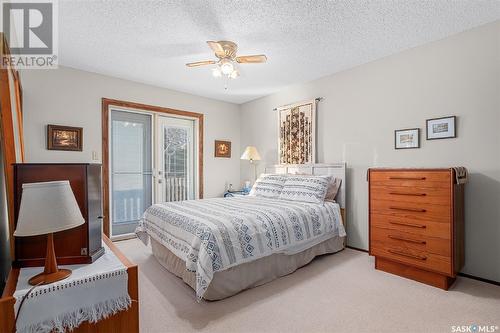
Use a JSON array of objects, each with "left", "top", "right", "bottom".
[{"left": 0, "top": 33, "right": 25, "bottom": 258}]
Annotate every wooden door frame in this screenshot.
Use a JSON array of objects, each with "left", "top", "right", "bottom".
[{"left": 101, "top": 98, "right": 204, "bottom": 237}]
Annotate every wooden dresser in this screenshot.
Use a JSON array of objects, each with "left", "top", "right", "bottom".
[{"left": 368, "top": 168, "right": 465, "bottom": 289}]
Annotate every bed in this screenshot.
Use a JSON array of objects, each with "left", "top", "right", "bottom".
[{"left": 136, "top": 163, "right": 347, "bottom": 300}]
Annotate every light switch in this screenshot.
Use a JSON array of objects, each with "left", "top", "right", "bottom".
[{"left": 92, "top": 151, "right": 99, "bottom": 161}]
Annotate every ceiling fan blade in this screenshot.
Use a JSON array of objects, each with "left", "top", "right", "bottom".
[
  {"left": 236, "top": 55, "right": 267, "bottom": 63},
  {"left": 207, "top": 40, "right": 224, "bottom": 54},
  {"left": 186, "top": 60, "right": 216, "bottom": 67}
]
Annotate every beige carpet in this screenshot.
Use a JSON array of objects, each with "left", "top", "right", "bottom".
[{"left": 116, "top": 238, "right": 500, "bottom": 333}]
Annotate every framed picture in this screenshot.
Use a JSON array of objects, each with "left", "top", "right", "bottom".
[
  {"left": 214, "top": 140, "right": 231, "bottom": 158},
  {"left": 278, "top": 99, "right": 317, "bottom": 164},
  {"left": 395, "top": 128, "right": 420, "bottom": 149},
  {"left": 47, "top": 125, "right": 83, "bottom": 151},
  {"left": 426, "top": 116, "right": 456, "bottom": 140}
]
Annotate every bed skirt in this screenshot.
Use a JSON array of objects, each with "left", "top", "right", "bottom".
[{"left": 151, "top": 235, "right": 346, "bottom": 301}]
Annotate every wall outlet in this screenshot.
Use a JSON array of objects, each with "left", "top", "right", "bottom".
[{"left": 92, "top": 151, "right": 99, "bottom": 161}]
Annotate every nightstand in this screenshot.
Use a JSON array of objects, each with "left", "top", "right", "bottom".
[
  {"left": 224, "top": 190, "right": 249, "bottom": 197},
  {"left": 0, "top": 235, "right": 139, "bottom": 333}
]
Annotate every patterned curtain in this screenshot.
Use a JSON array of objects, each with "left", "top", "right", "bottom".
[{"left": 277, "top": 99, "right": 316, "bottom": 164}]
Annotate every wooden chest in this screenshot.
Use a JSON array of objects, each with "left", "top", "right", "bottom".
[
  {"left": 13, "top": 163, "right": 105, "bottom": 267},
  {"left": 368, "top": 168, "right": 465, "bottom": 289}
]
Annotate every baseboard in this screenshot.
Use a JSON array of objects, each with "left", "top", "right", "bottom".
[
  {"left": 458, "top": 272, "right": 500, "bottom": 286},
  {"left": 346, "top": 245, "right": 368, "bottom": 253}
]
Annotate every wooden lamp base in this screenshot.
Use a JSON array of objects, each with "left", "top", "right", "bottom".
[{"left": 28, "top": 233, "right": 72, "bottom": 286}]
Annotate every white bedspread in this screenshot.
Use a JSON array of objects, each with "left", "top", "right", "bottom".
[{"left": 136, "top": 196, "right": 345, "bottom": 299}]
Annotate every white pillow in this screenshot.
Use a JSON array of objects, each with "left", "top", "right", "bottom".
[
  {"left": 289, "top": 173, "right": 341, "bottom": 202},
  {"left": 279, "top": 175, "right": 332, "bottom": 204},
  {"left": 325, "top": 177, "right": 342, "bottom": 202},
  {"left": 249, "top": 174, "right": 287, "bottom": 198}
]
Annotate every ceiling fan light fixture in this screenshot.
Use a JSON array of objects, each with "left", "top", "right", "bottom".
[
  {"left": 220, "top": 59, "right": 234, "bottom": 75},
  {"left": 186, "top": 41, "right": 266, "bottom": 88},
  {"left": 230, "top": 69, "right": 239, "bottom": 79},
  {"left": 212, "top": 67, "right": 222, "bottom": 78}
]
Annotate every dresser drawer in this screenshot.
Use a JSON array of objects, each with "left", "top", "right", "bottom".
[
  {"left": 370, "top": 214, "right": 451, "bottom": 239},
  {"left": 369, "top": 170, "right": 451, "bottom": 188},
  {"left": 371, "top": 226, "right": 450, "bottom": 257},
  {"left": 370, "top": 199, "right": 450, "bottom": 222},
  {"left": 370, "top": 185, "right": 450, "bottom": 206},
  {"left": 370, "top": 243, "right": 452, "bottom": 276}
]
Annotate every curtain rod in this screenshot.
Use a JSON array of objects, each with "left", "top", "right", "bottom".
[{"left": 273, "top": 97, "right": 323, "bottom": 111}]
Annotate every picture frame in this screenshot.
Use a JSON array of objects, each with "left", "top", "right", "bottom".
[
  {"left": 278, "top": 99, "right": 317, "bottom": 164},
  {"left": 395, "top": 128, "right": 420, "bottom": 149},
  {"left": 214, "top": 140, "right": 231, "bottom": 158},
  {"left": 426, "top": 116, "right": 456, "bottom": 140},
  {"left": 47, "top": 124, "right": 83, "bottom": 151}
]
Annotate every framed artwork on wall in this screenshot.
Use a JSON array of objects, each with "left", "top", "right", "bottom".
[
  {"left": 426, "top": 116, "right": 456, "bottom": 140},
  {"left": 277, "top": 99, "right": 317, "bottom": 164},
  {"left": 214, "top": 140, "right": 231, "bottom": 158},
  {"left": 47, "top": 125, "right": 83, "bottom": 151},
  {"left": 395, "top": 128, "right": 420, "bottom": 149}
]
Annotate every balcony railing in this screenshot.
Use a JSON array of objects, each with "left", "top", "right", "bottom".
[
  {"left": 112, "top": 176, "right": 187, "bottom": 233},
  {"left": 166, "top": 176, "right": 188, "bottom": 202}
]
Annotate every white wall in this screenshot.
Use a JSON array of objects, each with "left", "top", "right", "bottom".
[
  {"left": 240, "top": 22, "right": 500, "bottom": 281},
  {"left": 20, "top": 66, "right": 241, "bottom": 198}
]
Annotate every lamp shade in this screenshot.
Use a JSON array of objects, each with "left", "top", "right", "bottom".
[
  {"left": 240, "top": 146, "right": 261, "bottom": 161},
  {"left": 14, "top": 181, "right": 84, "bottom": 237}
]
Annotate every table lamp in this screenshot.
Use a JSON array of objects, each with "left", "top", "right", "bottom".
[
  {"left": 240, "top": 146, "right": 261, "bottom": 182},
  {"left": 14, "top": 180, "right": 85, "bottom": 285}
]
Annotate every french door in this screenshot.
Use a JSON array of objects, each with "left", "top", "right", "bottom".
[
  {"left": 110, "top": 110, "right": 153, "bottom": 237},
  {"left": 109, "top": 109, "right": 198, "bottom": 238},
  {"left": 156, "top": 116, "right": 196, "bottom": 202}
]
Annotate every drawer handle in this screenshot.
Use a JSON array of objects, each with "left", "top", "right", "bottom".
[
  {"left": 389, "top": 220, "right": 426, "bottom": 229},
  {"left": 388, "top": 235, "right": 426, "bottom": 244},
  {"left": 388, "top": 249, "right": 427, "bottom": 260},
  {"left": 389, "top": 192, "right": 426, "bottom": 196},
  {"left": 389, "top": 176, "right": 426, "bottom": 180},
  {"left": 389, "top": 206, "right": 426, "bottom": 213}
]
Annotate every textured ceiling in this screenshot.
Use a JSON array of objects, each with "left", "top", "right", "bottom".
[{"left": 59, "top": 0, "right": 500, "bottom": 104}]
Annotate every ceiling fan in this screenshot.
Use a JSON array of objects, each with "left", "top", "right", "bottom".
[{"left": 186, "top": 41, "right": 267, "bottom": 79}]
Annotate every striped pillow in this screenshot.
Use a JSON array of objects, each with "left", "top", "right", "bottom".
[
  {"left": 249, "top": 174, "right": 287, "bottom": 198},
  {"left": 279, "top": 175, "right": 332, "bottom": 203}
]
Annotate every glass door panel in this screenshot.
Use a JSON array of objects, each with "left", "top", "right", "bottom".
[
  {"left": 110, "top": 110, "right": 152, "bottom": 237},
  {"left": 157, "top": 116, "right": 195, "bottom": 202}
]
